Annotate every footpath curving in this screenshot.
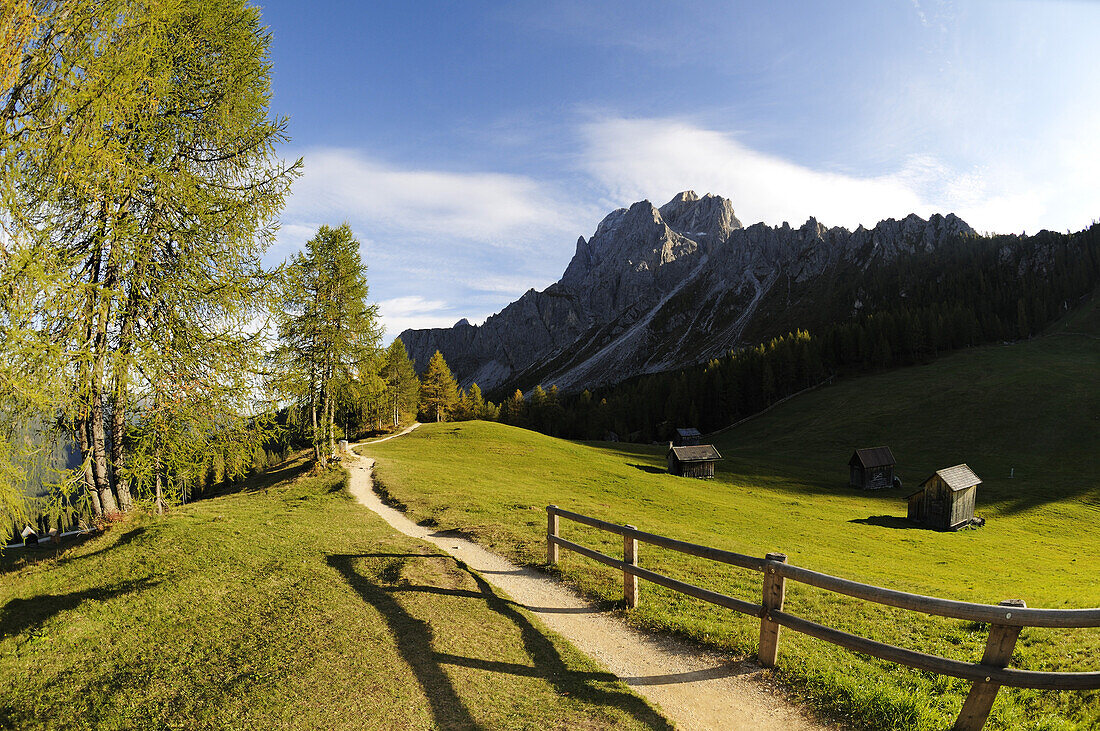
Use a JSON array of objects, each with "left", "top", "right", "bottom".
[{"left": 350, "top": 429, "right": 830, "bottom": 731}]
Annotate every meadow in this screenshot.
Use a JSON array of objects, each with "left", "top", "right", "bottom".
[
  {"left": 362, "top": 299, "right": 1100, "bottom": 730},
  {"left": 0, "top": 459, "right": 663, "bottom": 730}
]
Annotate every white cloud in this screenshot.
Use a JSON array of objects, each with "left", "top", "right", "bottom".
[
  {"left": 378, "top": 295, "right": 487, "bottom": 338},
  {"left": 283, "top": 148, "right": 583, "bottom": 246},
  {"left": 580, "top": 117, "right": 933, "bottom": 230},
  {"left": 465, "top": 273, "right": 555, "bottom": 296},
  {"left": 578, "top": 116, "right": 1099, "bottom": 235},
  {"left": 274, "top": 147, "right": 600, "bottom": 337}
]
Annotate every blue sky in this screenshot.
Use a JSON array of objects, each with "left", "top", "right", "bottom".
[{"left": 257, "top": 0, "right": 1100, "bottom": 337}]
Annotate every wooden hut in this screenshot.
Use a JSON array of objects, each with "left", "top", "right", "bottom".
[
  {"left": 848, "top": 447, "right": 896, "bottom": 490},
  {"left": 674, "top": 428, "right": 702, "bottom": 446},
  {"left": 907, "top": 464, "right": 982, "bottom": 530},
  {"left": 667, "top": 444, "right": 722, "bottom": 478}
]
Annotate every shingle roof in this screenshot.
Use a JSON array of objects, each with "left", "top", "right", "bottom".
[
  {"left": 850, "top": 447, "right": 896, "bottom": 468},
  {"left": 925, "top": 464, "right": 982, "bottom": 491},
  {"left": 669, "top": 445, "right": 722, "bottom": 462},
  {"left": 676, "top": 428, "right": 702, "bottom": 438}
]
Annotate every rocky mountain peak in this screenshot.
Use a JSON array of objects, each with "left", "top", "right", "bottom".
[
  {"left": 658, "top": 191, "right": 743, "bottom": 244},
  {"left": 658, "top": 190, "right": 700, "bottom": 216},
  {"left": 563, "top": 200, "right": 680, "bottom": 288}
]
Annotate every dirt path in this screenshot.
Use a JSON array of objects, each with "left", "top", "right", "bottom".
[{"left": 348, "top": 435, "right": 830, "bottom": 731}]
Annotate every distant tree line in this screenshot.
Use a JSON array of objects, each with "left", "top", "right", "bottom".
[{"left": 429, "top": 225, "right": 1100, "bottom": 443}]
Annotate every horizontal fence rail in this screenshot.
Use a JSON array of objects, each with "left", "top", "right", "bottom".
[{"left": 546, "top": 505, "right": 1100, "bottom": 731}]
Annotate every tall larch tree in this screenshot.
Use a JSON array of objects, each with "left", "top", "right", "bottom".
[
  {"left": 381, "top": 339, "right": 420, "bottom": 428},
  {"left": 419, "top": 351, "right": 459, "bottom": 422},
  {"left": 1, "top": 0, "right": 299, "bottom": 525},
  {"left": 275, "top": 224, "right": 381, "bottom": 468}
]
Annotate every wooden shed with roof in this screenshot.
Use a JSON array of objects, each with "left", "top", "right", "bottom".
[
  {"left": 667, "top": 444, "right": 722, "bottom": 478},
  {"left": 848, "top": 447, "right": 897, "bottom": 490},
  {"left": 674, "top": 428, "right": 702, "bottom": 446},
  {"left": 907, "top": 464, "right": 982, "bottom": 530}
]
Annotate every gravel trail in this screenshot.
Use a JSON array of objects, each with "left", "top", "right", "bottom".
[{"left": 349, "top": 430, "right": 831, "bottom": 731}]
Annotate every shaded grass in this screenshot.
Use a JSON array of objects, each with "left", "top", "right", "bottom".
[
  {"left": 0, "top": 455, "right": 665, "bottom": 730},
  {"left": 360, "top": 303, "right": 1100, "bottom": 731}
]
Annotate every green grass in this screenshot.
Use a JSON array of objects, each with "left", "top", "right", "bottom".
[
  {"left": 361, "top": 297, "right": 1100, "bottom": 731},
  {"left": 0, "top": 456, "right": 667, "bottom": 730}
]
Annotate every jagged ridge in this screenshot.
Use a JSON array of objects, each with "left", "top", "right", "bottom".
[{"left": 399, "top": 191, "right": 974, "bottom": 395}]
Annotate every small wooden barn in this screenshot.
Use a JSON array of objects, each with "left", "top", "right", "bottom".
[
  {"left": 668, "top": 444, "right": 722, "bottom": 478},
  {"left": 848, "top": 447, "right": 897, "bottom": 490},
  {"left": 674, "top": 428, "right": 702, "bottom": 446},
  {"left": 907, "top": 464, "right": 982, "bottom": 530}
]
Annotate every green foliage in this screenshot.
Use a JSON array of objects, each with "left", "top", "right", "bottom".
[
  {"left": 418, "top": 350, "right": 459, "bottom": 422},
  {"left": 379, "top": 338, "right": 420, "bottom": 429},
  {"left": 274, "top": 223, "right": 381, "bottom": 465},
  {"left": 1, "top": 0, "right": 299, "bottom": 522}
]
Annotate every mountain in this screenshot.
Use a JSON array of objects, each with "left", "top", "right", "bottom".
[{"left": 400, "top": 191, "right": 975, "bottom": 395}]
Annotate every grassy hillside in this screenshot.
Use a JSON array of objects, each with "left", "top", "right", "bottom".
[
  {"left": 362, "top": 297, "right": 1100, "bottom": 731},
  {"left": 0, "top": 458, "right": 666, "bottom": 730}
]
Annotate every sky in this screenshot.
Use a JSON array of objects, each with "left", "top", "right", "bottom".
[{"left": 256, "top": 0, "right": 1100, "bottom": 338}]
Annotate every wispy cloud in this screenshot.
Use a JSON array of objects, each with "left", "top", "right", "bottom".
[
  {"left": 377, "top": 295, "right": 483, "bottom": 338},
  {"left": 910, "top": 0, "right": 929, "bottom": 28},
  {"left": 580, "top": 116, "right": 932, "bottom": 229},
  {"left": 578, "top": 116, "right": 1099, "bottom": 235},
  {"left": 275, "top": 147, "right": 599, "bottom": 337},
  {"left": 282, "top": 148, "right": 583, "bottom": 246}
]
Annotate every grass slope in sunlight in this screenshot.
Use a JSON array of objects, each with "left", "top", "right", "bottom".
[
  {"left": 0, "top": 456, "right": 666, "bottom": 731},
  {"left": 362, "top": 298, "right": 1100, "bottom": 731}
]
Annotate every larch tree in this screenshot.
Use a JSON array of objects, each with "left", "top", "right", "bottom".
[
  {"left": 465, "top": 382, "right": 487, "bottom": 420},
  {"left": 419, "top": 350, "right": 458, "bottom": 423},
  {"left": 275, "top": 224, "right": 381, "bottom": 468},
  {"left": 1, "top": 0, "right": 299, "bottom": 525},
  {"left": 381, "top": 339, "right": 419, "bottom": 428}
]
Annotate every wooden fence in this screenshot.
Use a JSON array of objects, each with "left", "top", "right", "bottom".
[{"left": 546, "top": 505, "right": 1100, "bottom": 731}]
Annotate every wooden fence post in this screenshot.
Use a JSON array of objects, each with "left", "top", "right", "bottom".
[
  {"left": 624, "top": 525, "right": 639, "bottom": 608},
  {"left": 758, "top": 552, "right": 788, "bottom": 668},
  {"left": 954, "top": 599, "right": 1026, "bottom": 731},
  {"left": 547, "top": 506, "right": 559, "bottom": 565}
]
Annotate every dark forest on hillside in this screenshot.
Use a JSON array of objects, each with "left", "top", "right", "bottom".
[{"left": 476, "top": 225, "right": 1100, "bottom": 442}]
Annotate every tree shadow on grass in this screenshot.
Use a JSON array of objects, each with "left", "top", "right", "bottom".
[
  {"left": 0, "top": 576, "right": 160, "bottom": 639},
  {"left": 848, "top": 515, "right": 921, "bottom": 530},
  {"left": 0, "top": 526, "right": 146, "bottom": 578},
  {"left": 328, "top": 552, "right": 673, "bottom": 730}
]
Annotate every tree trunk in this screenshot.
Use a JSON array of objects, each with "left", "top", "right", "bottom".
[
  {"left": 111, "top": 400, "right": 133, "bottom": 511},
  {"left": 89, "top": 386, "right": 117, "bottom": 512},
  {"left": 76, "top": 415, "right": 103, "bottom": 517},
  {"left": 154, "top": 470, "right": 165, "bottom": 515},
  {"left": 310, "top": 374, "right": 321, "bottom": 465},
  {"left": 154, "top": 438, "right": 165, "bottom": 516},
  {"left": 326, "top": 388, "right": 336, "bottom": 459},
  {"left": 318, "top": 381, "right": 330, "bottom": 469},
  {"left": 90, "top": 227, "right": 122, "bottom": 512},
  {"left": 77, "top": 231, "right": 116, "bottom": 515},
  {"left": 110, "top": 259, "right": 144, "bottom": 513},
  {"left": 88, "top": 477, "right": 103, "bottom": 517}
]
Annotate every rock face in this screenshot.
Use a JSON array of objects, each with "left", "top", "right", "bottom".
[{"left": 399, "top": 191, "right": 974, "bottom": 394}]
